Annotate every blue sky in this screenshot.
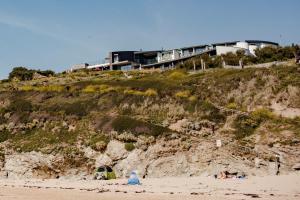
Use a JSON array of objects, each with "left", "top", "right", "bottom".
[{"left": 0, "top": 0, "right": 299, "bottom": 79}]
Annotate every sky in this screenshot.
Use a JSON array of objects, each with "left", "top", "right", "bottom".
[{"left": 0, "top": 0, "right": 299, "bottom": 79}]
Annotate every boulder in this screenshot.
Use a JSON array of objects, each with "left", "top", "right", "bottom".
[
  {"left": 292, "top": 163, "right": 300, "bottom": 171},
  {"left": 169, "top": 119, "right": 189, "bottom": 132},
  {"left": 4, "top": 112, "right": 11, "bottom": 119},
  {"left": 146, "top": 153, "right": 189, "bottom": 177},
  {"left": 95, "top": 154, "right": 113, "bottom": 167},
  {"left": 68, "top": 125, "right": 76, "bottom": 132},
  {"left": 3, "top": 152, "right": 56, "bottom": 179},
  {"left": 114, "top": 149, "right": 146, "bottom": 178},
  {"left": 106, "top": 140, "right": 128, "bottom": 161}
]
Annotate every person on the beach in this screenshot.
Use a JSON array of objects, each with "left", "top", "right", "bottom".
[
  {"left": 276, "top": 155, "right": 281, "bottom": 175},
  {"left": 128, "top": 171, "right": 141, "bottom": 185}
]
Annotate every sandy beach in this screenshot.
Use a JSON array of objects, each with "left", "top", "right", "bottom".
[{"left": 0, "top": 174, "right": 299, "bottom": 200}]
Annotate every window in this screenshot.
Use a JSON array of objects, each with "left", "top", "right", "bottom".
[{"left": 114, "top": 54, "right": 119, "bottom": 62}]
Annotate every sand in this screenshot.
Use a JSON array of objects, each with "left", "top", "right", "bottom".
[{"left": 0, "top": 174, "right": 299, "bottom": 200}]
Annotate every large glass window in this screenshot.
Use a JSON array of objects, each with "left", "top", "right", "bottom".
[{"left": 114, "top": 54, "right": 119, "bottom": 63}]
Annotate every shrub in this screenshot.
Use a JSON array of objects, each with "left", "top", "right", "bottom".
[
  {"left": 124, "top": 89, "right": 144, "bottom": 96},
  {"left": 7, "top": 98, "right": 33, "bottom": 113},
  {"left": 175, "top": 90, "right": 191, "bottom": 98},
  {"left": 200, "top": 101, "right": 215, "bottom": 112},
  {"left": 251, "top": 108, "right": 274, "bottom": 122},
  {"left": 226, "top": 102, "right": 238, "bottom": 110},
  {"left": 125, "top": 143, "right": 135, "bottom": 151},
  {"left": 112, "top": 116, "right": 168, "bottom": 137},
  {"left": 124, "top": 88, "right": 158, "bottom": 97},
  {"left": 223, "top": 52, "right": 240, "bottom": 66},
  {"left": 144, "top": 89, "right": 158, "bottom": 97},
  {"left": 0, "top": 130, "right": 10, "bottom": 143},
  {"left": 199, "top": 101, "right": 226, "bottom": 123},
  {"left": 47, "top": 99, "right": 97, "bottom": 117},
  {"left": 19, "top": 85, "right": 34, "bottom": 91},
  {"left": 9, "top": 67, "right": 35, "bottom": 81},
  {"left": 83, "top": 85, "right": 97, "bottom": 93},
  {"left": 82, "top": 84, "right": 120, "bottom": 94},
  {"left": 87, "top": 133, "right": 109, "bottom": 152},
  {"left": 104, "top": 70, "right": 124, "bottom": 77},
  {"left": 254, "top": 46, "right": 296, "bottom": 63},
  {"left": 8, "top": 67, "right": 55, "bottom": 81},
  {"left": 37, "top": 70, "right": 55, "bottom": 77},
  {"left": 19, "top": 85, "right": 64, "bottom": 92},
  {"left": 99, "top": 85, "right": 120, "bottom": 94},
  {"left": 168, "top": 71, "right": 187, "bottom": 80},
  {"left": 188, "top": 95, "right": 197, "bottom": 102},
  {"left": 233, "top": 115, "right": 260, "bottom": 139},
  {"left": 38, "top": 85, "right": 64, "bottom": 92}
]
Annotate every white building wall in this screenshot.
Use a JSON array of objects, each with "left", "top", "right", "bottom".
[
  {"left": 216, "top": 46, "right": 242, "bottom": 55},
  {"left": 172, "top": 50, "right": 180, "bottom": 60},
  {"left": 235, "top": 42, "right": 249, "bottom": 49},
  {"left": 260, "top": 43, "right": 277, "bottom": 48},
  {"left": 157, "top": 53, "right": 162, "bottom": 62},
  {"left": 249, "top": 45, "right": 258, "bottom": 56}
]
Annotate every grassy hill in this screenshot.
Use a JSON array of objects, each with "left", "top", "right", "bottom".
[{"left": 0, "top": 64, "right": 300, "bottom": 175}]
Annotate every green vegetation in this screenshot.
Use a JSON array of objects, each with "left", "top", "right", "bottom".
[
  {"left": 199, "top": 101, "right": 226, "bottom": 124},
  {"left": 233, "top": 109, "right": 275, "bottom": 139},
  {"left": 5, "top": 128, "right": 80, "bottom": 153},
  {"left": 9, "top": 67, "right": 55, "bottom": 81},
  {"left": 20, "top": 85, "right": 65, "bottom": 92},
  {"left": 168, "top": 70, "right": 187, "bottom": 80},
  {"left": 1, "top": 61, "right": 300, "bottom": 155},
  {"left": 226, "top": 102, "right": 238, "bottom": 110},
  {"left": 125, "top": 143, "right": 135, "bottom": 151},
  {"left": 175, "top": 90, "right": 191, "bottom": 98},
  {"left": 177, "top": 45, "right": 298, "bottom": 70},
  {"left": 111, "top": 116, "right": 169, "bottom": 137},
  {"left": 7, "top": 98, "right": 33, "bottom": 113},
  {"left": 85, "top": 133, "right": 109, "bottom": 152},
  {"left": 233, "top": 115, "right": 260, "bottom": 139},
  {"left": 45, "top": 99, "right": 98, "bottom": 117}
]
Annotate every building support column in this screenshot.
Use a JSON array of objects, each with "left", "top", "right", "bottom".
[{"left": 193, "top": 60, "right": 196, "bottom": 71}]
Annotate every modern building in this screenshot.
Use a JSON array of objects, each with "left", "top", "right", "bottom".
[
  {"left": 70, "top": 40, "right": 278, "bottom": 72},
  {"left": 69, "top": 63, "right": 89, "bottom": 72},
  {"left": 215, "top": 40, "right": 279, "bottom": 56}
]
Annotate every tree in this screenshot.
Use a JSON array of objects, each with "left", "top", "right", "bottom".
[
  {"left": 8, "top": 67, "right": 56, "bottom": 81},
  {"left": 9, "top": 67, "right": 35, "bottom": 81},
  {"left": 37, "top": 70, "right": 55, "bottom": 77}
]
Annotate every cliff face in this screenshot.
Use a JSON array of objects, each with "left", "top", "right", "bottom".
[{"left": 0, "top": 65, "right": 300, "bottom": 179}]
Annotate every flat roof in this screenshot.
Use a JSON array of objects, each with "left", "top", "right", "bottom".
[
  {"left": 134, "top": 50, "right": 162, "bottom": 55},
  {"left": 180, "top": 44, "right": 209, "bottom": 50},
  {"left": 212, "top": 41, "right": 239, "bottom": 46},
  {"left": 245, "top": 40, "right": 279, "bottom": 46},
  {"left": 110, "top": 51, "right": 136, "bottom": 54}
]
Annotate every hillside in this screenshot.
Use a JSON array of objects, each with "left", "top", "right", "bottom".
[{"left": 0, "top": 64, "right": 300, "bottom": 179}]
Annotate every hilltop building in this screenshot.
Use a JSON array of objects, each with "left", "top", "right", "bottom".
[{"left": 69, "top": 40, "right": 278, "bottom": 72}]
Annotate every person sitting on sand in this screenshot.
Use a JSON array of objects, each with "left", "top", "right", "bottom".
[
  {"left": 220, "top": 171, "right": 227, "bottom": 179},
  {"left": 128, "top": 171, "right": 141, "bottom": 185}
]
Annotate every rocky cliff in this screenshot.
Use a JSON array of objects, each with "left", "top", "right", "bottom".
[{"left": 0, "top": 65, "right": 300, "bottom": 179}]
